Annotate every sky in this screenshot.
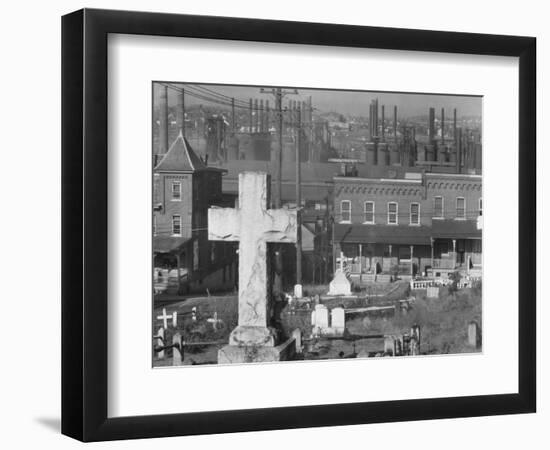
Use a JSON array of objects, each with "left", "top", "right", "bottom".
[{"left": 153, "top": 82, "right": 482, "bottom": 118}]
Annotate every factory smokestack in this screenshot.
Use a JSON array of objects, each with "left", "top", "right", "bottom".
[
  {"left": 176, "top": 89, "right": 185, "bottom": 135},
  {"left": 254, "top": 98, "right": 259, "bottom": 132},
  {"left": 393, "top": 105, "right": 398, "bottom": 140},
  {"left": 159, "top": 85, "right": 169, "bottom": 154},
  {"left": 428, "top": 107, "right": 435, "bottom": 143},
  {"left": 441, "top": 108, "right": 445, "bottom": 145},
  {"left": 260, "top": 99, "right": 264, "bottom": 132},
  {"left": 381, "top": 105, "right": 385, "bottom": 140},
  {"left": 249, "top": 98, "right": 253, "bottom": 133}
]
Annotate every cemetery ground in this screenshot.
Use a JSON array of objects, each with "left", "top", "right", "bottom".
[{"left": 153, "top": 281, "right": 482, "bottom": 366}]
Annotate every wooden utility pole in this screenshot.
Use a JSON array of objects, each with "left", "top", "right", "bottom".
[
  {"left": 260, "top": 87, "right": 298, "bottom": 295},
  {"left": 296, "top": 104, "right": 302, "bottom": 285},
  {"left": 260, "top": 87, "right": 298, "bottom": 207}
]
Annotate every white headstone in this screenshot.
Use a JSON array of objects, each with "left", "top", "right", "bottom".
[
  {"left": 294, "top": 284, "right": 303, "bottom": 299},
  {"left": 292, "top": 328, "right": 302, "bottom": 354},
  {"left": 427, "top": 286, "right": 440, "bottom": 298},
  {"left": 314, "top": 304, "right": 329, "bottom": 329},
  {"left": 208, "top": 172, "right": 297, "bottom": 349},
  {"left": 328, "top": 269, "right": 352, "bottom": 296},
  {"left": 331, "top": 307, "right": 345, "bottom": 332},
  {"left": 384, "top": 335, "right": 396, "bottom": 355}
]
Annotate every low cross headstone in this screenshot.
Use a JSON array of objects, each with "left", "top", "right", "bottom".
[
  {"left": 206, "top": 312, "right": 223, "bottom": 330},
  {"left": 157, "top": 308, "right": 177, "bottom": 328},
  {"left": 209, "top": 172, "right": 297, "bottom": 363}
]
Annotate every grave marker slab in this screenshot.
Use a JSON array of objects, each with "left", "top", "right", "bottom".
[
  {"left": 331, "top": 307, "right": 345, "bottom": 335},
  {"left": 468, "top": 321, "right": 480, "bottom": 348},
  {"left": 328, "top": 269, "right": 352, "bottom": 296}
]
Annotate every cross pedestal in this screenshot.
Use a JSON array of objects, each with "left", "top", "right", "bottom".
[{"left": 208, "top": 172, "right": 297, "bottom": 363}]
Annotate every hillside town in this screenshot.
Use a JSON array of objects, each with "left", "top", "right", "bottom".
[{"left": 151, "top": 83, "right": 482, "bottom": 366}]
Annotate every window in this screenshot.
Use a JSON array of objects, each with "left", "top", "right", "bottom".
[
  {"left": 410, "top": 203, "right": 420, "bottom": 225},
  {"left": 456, "top": 197, "right": 465, "bottom": 219},
  {"left": 433, "top": 196, "right": 444, "bottom": 218},
  {"left": 340, "top": 200, "right": 351, "bottom": 223},
  {"left": 171, "top": 181, "right": 181, "bottom": 201},
  {"left": 479, "top": 198, "right": 482, "bottom": 216},
  {"left": 172, "top": 215, "right": 182, "bottom": 236},
  {"left": 387, "top": 202, "right": 398, "bottom": 225},
  {"left": 364, "top": 201, "right": 375, "bottom": 224}
]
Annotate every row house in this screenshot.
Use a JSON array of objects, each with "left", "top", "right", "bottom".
[
  {"left": 153, "top": 132, "right": 238, "bottom": 294},
  {"left": 333, "top": 171, "right": 482, "bottom": 281}
]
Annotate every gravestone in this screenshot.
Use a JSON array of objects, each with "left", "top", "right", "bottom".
[
  {"left": 294, "top": 284, "right": 303, "bottom": 299},
  {"left": 427, "top": 286, "right": 440, "bottom": 298},
  {"left": 468, "top": 321, "right": 480, "bottom": 348},
  {"left": 209, "top": 172, "right": 297, "bottom": 363},
  {"left": 331, "top": 307, "right": 346, "bottom": 335},
  {"left": 155, "top": 327, "right": 165, "bottom": 359},
  {"left": 157, "top": 308, "right": 177, "bottom": 329},
  {"left": 328, "top": 269, "right": 352, "bottom": 296},
  {"left": 292, "top": 328, "right": 302, "bottom": 354},
  {"left": 172, "top": 333, "right": 183, "bottom": 366},
  {"left": 384, "top": 335, "right": 396, "bottom": 356},
  {"left": 313, "top": 304, "right": 329, "bottom": 331}
]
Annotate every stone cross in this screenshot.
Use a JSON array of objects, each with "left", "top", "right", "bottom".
[
  {"left": 156, "top": 308, "right": 176, "bottom": 329},
  {"left": 208, "top": 172, "right": 297, "bottom": 346}
]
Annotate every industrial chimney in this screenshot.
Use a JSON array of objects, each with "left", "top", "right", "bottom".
[{"left": 159, "top": 85, "right": 169, "bottom": 154}]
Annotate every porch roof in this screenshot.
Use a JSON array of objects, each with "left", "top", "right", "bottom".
[
  {"left": 153, "top": 235, "right": 191, "bottom": 253},
  {"left": 431, "top": 219, "right": 481, "bottom": 239},
  {"left": 334, "top": 224, "right": 432, "bottom": 246}
]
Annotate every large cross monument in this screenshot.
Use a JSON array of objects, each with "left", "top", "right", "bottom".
[{"left": 208, "top": 172, "right": 297, "bottom": 363}]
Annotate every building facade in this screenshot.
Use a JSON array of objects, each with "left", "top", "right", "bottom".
[
  {"left": 153, "top": 133, "right": 237, "bottom": 294},
  {"left": 333, "top": 171, "right": 482, "bottom": 281}
]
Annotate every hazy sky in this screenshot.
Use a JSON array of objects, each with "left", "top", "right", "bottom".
[{"left": 154, "top": 82, "right": 482, "bottom": 118}]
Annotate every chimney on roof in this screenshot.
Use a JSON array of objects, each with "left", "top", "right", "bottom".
[{"left": 159, "top": 85, "right": 169, "bottom": 154}]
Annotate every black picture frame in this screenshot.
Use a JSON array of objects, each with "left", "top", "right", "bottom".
[{"left": 62, "top": 8, "right": 536, "bottom": 442}]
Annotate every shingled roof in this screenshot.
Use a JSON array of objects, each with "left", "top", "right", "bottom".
[{"left": 155, "top": 132, "right": 224, "bottom": 173}]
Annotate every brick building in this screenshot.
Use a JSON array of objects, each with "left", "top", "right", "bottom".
[
  {"left": 153, "top": 132, "right": 237, "bottom": 294},
  {"left": 333, "top": 170, "right": 482, "bottom": 282}
]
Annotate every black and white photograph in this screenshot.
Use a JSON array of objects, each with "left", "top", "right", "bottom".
[{"left": 152, "top": 83, "right": 483, "bottom": 366}]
